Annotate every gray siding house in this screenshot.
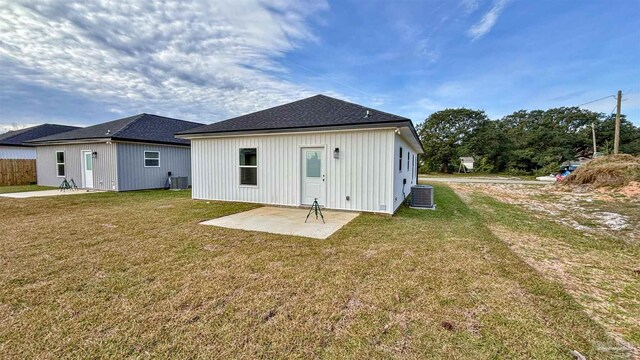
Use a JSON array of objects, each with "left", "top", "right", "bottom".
[{"left": 28, "top": 114, "right": 202, "bottom": 191}]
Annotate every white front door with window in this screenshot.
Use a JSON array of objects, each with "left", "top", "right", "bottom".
[
  {"left": 301, "top": 147, "right": 325, "bottom": 205},
  {"left": 82, "top": 150, "right": 94, "bottom": 188}
]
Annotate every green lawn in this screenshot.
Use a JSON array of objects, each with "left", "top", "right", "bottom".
[
  {"left": 0, "top": 184, "right": 56, "bottom": 194},
  {"left": 0, "top": 186, "right": 621, "bottom": 358}
]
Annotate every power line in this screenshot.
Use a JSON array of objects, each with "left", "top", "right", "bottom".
[
  {"left": 609, "top": 103, "right": 618, "bottom": 115},
  {"left": 577, "top": 94, "right": 616, "bottom": 107}
]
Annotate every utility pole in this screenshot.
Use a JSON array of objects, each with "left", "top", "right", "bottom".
[
  {"left": 614, "top": 90, "right": 622, "bottom": 154},
  {"left": 591, "top": 122, "right": 597, "bottom": 157}
]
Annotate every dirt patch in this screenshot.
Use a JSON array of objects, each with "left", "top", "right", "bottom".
[
  {"left": 591, "top": 212, "right": 629, "bottom": 230},
  {"left": 332, "top": 296, "right": 364, "bottom": 335},
  {"left": 619, "top": 181, "right": 640, "bottom": 197},
  {"left": 449, "top": 183, "right": 639, "bottom": 243},
  {"left": 460, "top": 304, "right": 487, "bottom": 336},
  {"left": 203, "top": 244, "right": 222, "bottom": 252}
]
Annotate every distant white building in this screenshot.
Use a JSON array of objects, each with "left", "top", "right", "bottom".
[
  {"left": 177, "top": 95, "right": 424, "bottom": 214},
  {"left": 0, "top": 124, "right": 79, "bottom": 160}
]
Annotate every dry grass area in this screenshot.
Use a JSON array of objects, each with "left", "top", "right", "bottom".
[
  {"left": 0, "top": 187, "right": 624, "bottom": 358},
  {"left": 563, "top": 154, "right": 640, "bottom": 189},
  {"left": 450, "top": 182, "right": 639, "bottom": 358}
]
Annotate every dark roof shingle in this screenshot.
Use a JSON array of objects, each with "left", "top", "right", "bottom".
[
  {"left": 0, "top": 124, "right": 80, "bottom": 147},
  {"left": 29, "top": 114, "right": 203, "bottom": 146},
  {"left": 178, "top": 94, "right": 412, "bottom": 135}
]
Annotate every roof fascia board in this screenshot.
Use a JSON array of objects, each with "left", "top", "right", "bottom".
[
  {"left": 28, "top": 137, "right": 112, "bottom": 145},
  {"left": 28, "top": 137, "right": 189, "bottom": 147},
  {"left": 110, "top": 137, "right": 190, "bottom": 147},
  {"left": 111, "top": 139, "right": 190, "bottom": 148},
  {"left": 178, "top": 120, "right": 425, "bottom": 153},
  {"left": 177, "top": 121, "right": 412, "bottom": 139},
  {"left": 397, "top": 127, "right": 424, "bottom": 154},
  {"left": 0, "top": 143, "right": 33, "bottom": 148}
]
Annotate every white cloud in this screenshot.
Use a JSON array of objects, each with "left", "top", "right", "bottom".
[
  {"left": 399, "top": 97, "right": 445, "bottom": 123},
  {"left": 0, "top": 0, "right": 328, "bottom": 122},
  {"left": 467, "top": 0, "right": 510, "bottom": 40},
  {"left": 0, "top": 122, "right": 38, "bottom": 133},
  {"left": 460, "top": 0, "right": 480, "bottom": 14}
]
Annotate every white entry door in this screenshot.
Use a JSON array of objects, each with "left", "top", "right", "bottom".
[
  {"left": 82, "top": 150, "right": 94, "bottom": 189},
  {"left": 301, "top": 147, "right": 325, "bottom": 205}
]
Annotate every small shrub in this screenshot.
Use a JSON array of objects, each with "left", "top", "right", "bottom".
[
  {"left": 474, "top": 157, "right": 495, "bottom": 173},
  {"left": 505, "top": 168, "right": 531, "bottom": 176},
  {"left": 535, "top": 162, "right": 561, "bottom": 176}
]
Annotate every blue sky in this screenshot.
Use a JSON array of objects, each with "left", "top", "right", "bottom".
[{"left": 1, "top": 0, "right": 639, "bottom": 132}]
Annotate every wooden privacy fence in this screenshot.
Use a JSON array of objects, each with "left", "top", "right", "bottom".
[{"left": 0, "top": 159, "right": 37, "bottom": 186}]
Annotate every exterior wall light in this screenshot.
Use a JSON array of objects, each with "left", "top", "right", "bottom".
[
  {"left": 333, "top": 148, "right": 340, "bottom": 159},
  {"left": 92, "top": 151, "right": 98, "bottom": 159}
]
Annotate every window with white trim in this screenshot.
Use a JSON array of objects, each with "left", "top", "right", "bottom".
[
  {"left": 407, "top": 151, "right": 410, "bottom": 170},
  {"left": 412, "top": 154, "right": 416, "bottom": 182},
  {"left": 239, "top": 148, "right": 257, "bottom": 186},
  {"left": 56, "top": 151, "right": 65, "bottom": 177},
  {"left": 144, "top": 151, "right": 160, "bottom": 167},
  {"left": 399, "top": 147, "right": 403, "bottom": 172}
]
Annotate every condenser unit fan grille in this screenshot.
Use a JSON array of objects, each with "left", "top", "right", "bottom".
[{"left": 410, "top": 185, "right": 435, "bottom": 209}]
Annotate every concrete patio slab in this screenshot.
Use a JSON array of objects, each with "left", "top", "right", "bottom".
[
  {"left": 200, "top": 206, "right": 359, "bottom": 239},
  {"left": 0, "top": 190, "right": 102, "bottom": 198}
]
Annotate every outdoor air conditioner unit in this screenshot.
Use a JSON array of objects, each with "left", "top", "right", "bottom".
[
  {"left": 169, "top": 176, "right": 189, "bottom": 190},
  {"left": 410, "top": 185, "right": 435, "bottom": 209}
]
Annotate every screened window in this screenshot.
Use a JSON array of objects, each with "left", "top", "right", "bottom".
[
  {"left": 56, "top": 151, "right": 65, "bottom": 177},
  {"left": 239, "top": 148, "right": 257, "bottom": 186},
  {"left": 399, "top": 147, "right": 403, "bottom": 171},
  {"left": 144, "top": 151, "right": 160, "bottom": 167}
]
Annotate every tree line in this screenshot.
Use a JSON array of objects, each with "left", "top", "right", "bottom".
[{"left": 416, "top": 107, "right": 640, "bottom": 175}]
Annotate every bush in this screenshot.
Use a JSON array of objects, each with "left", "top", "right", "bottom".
[
  {"left": 505, "top": 168, "right": 531, "bottom": 176},
  {"left": 474, "top": 157, "right": 495, "bottom": 173},
  {"left": 535, "top": 162, "right": 561, "bottom": 176}
]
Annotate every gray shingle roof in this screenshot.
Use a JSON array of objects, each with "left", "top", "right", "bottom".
[
  {"left": 178, "top": 94, "right": 413, "bottom": 135},
  {"left": 0, "top": 124, "right": 80, "bottom": 147},
  {"left": 29, "top": 114, "right": 203, "bottom": 146}
]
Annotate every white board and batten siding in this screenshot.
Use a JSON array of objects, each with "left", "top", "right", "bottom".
[
  {"left": 191, "top": 128, "right": 398, "bottom": 213},
  {"left": 0, "top": 146, "right": 36, "bottom": 159},
  {"left": 392, "top": 132, "right": 421, "bottom": 212}
]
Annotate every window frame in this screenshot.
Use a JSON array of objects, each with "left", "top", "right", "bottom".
[
  {"left": 239, "top": 147, "right": 258, "bottom": 187},
  {"left": 399, "top": 147, "right": 403, "bottom": 172},
  {"left": 412, "top": 154, "right": 415, "bottom": 182},
  {"left": 144, "top": 151, "right": 160, "bottom": 168},
  {"left": 56, "top": 151, "right": 65, "bottom": 177}
]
